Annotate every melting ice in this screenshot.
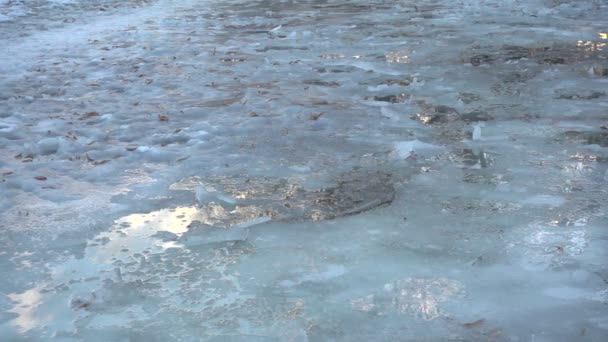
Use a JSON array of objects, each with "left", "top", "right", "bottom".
[{"left": 1, "top": 0, "right": 608, "bottom": 341}]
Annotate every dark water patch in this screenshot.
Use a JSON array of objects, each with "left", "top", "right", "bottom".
[
  {"left": 368, "top": 94, "right": 410, "bottom": 103},
  {"left": 458, "top": 93, "right": 482, "bottom": 104},
  {"left": 458, "top": 149, "right": 493, "bottom": 168},
  {"left": 360, "top": 77, "right": 413, "bottom": 87},
  {"left": 303, "top": 80, "right": 341, "bottom": 87},
  {"left": 555, "top": 89, "right": 605, "bottom": 100},
  {"left": 256, "top": 46, "right": 309, "bottom": 52},
  {"left": 558, "top": 131, "right": 608, "bottom": 147},
  {"left": 591, "top": 64, "right": 608, "bottom": 77},
  {"left": 316, "top": 65, "right": 359, "bottom": 74},
  {"left": 466, "top": 43, "right": 607, "bottom": 66},
  {"left": 411, "top": 103, "right": 460, "bottom": 125},
  {"left": 461, "top": 111, "right": 494, "bottom": 123},
  {"left": 198, "top": 170, "right": 395, "bottom": 222}
]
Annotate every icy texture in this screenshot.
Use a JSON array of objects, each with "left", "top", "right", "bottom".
[{"left": 1, "top": 0, "right": 608, "bottom": 341}]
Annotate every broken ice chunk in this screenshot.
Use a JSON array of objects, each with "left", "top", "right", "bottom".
[
  {"left": 232, "top": 216, "right": 271, "bottom": 229},
  {"left": 37, "top": 137, "right": 60, "bottom": 155},
  {"left": 472, "top": 124, "right": 482, "bottom": 141},
  {"left": 393, "top": 140, "right": 442, "bottom": 158},
  {"left": 195, "top": 185, "right": 238, "bottom": 208},
  {"left": 151, "top": 231, "right": 178, "bottom": 241},
  {"left": 0, "top": 121, "right": 17, "bottom": 133},
  {"left": 216, "top": 193, "right": 238, "bottom": 205},
  {"left": 522, "top": 195, "right": 566, "bottom": 207},
  {"left": 178, "top": 221, "right": 250, "bottom": 246},
  {"left": 194, "top": 185, "right": 213, "bottom": 205}
]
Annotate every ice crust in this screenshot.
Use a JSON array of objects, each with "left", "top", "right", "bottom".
[{"left": 1, "top": 0, "right": 608, "bottom": 341}]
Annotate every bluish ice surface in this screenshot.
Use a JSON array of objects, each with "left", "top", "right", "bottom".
[{"left": 1, "top": 0, "right": 608, "bottom": 341}]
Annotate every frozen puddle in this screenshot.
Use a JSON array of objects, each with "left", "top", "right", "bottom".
[
  {"left": 2, "top": 0, "right": 608, "bottom": 340},
  {"left": 5, "top": 205, "right": 265, "bottom": 338},
  {"left": 3, "top": 203, "right": 473, "bottom": 340}
]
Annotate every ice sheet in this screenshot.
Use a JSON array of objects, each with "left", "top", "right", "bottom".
[{"left": 1, "top": 0, "right": 607, "bottom": 340}]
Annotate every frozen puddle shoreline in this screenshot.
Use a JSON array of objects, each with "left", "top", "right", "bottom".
[{"left": 1, "top": 0, "right": 608, "bottom": 340}]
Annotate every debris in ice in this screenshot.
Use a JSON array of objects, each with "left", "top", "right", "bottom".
[
  {"left": 411, "top": 103, "right": 460, "bottom": 125},
  {"left": 351, "top": 295, "right": 377, "bottom": 313},
  {"left": 462, "top": 319, "right": 485, "bottom": 329},
  {"left": 178, "top": 221, "right": 250, "bottom": 246},
  {"left": 352, "top": 277, "right": 463, "bottom": 320},
  {"left": 181, "top": 169, "right": 395, "bottom": 222},
  {"left": 2, "top": 0, "right": 608, "bottom": 339},
  {"left": 387, "top": 278, "right": 463, "bottom": 320},
  {"left": 453, "top": 148, "right": 493, "bottom": 168},
  {"left": 385, "top": 50, "right": 411, "bottom": 64},
  {"left": 195, "top": 185, "right": 238, "bottom": 209}
]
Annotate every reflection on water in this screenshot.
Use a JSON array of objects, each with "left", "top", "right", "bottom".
[
  {"left": 88, "top": 206, "right": 198, "bottom": 263},
  {"left": 577, "top": 40, "right": 606, "bottom": 52},
  {"left": 172, "top": 171, "right": 396, "bottom": 222},
  {"left": 7, "top": 288, "right": 43, "bottom": 333},
  {"left": 7, "top": 202, "right": 270, "bottom": 335},
  {"left": 2, "top": 0, "right": 608, "bottom": 339},
  {"left": 351, "top": 278, "right": 464, "bottom": 320},
  {"left": 385, "top": 50, "right": 410, "bottom": 64},
  {"left": 6, "top": 196, "right": 470, "bottom": 337},
  {"left": 387, "top": 278, "right": 463, "bottom": 320}
]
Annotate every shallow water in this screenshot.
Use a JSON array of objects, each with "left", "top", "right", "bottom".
[{"left": 1, "top": 0, "right": 608, "bottom": 341}]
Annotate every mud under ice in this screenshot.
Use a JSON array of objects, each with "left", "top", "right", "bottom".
[{"left": 1, "top": 0, "right": 608, "bottom": 341}]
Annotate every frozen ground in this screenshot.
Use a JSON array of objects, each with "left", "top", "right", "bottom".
[{"left": 1, "top": 0, "right": 608, "bottom": 340}]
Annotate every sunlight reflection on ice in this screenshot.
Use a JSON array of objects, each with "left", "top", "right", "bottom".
[
  {"left": 7, "top": 203, "right": 269, "bottom": 335},
  {"left": 7, "top": 288, "right": 44, "bottom": 333}
]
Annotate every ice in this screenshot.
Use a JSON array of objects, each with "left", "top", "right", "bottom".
[
  {"left": 194, "top": 185, "right": 213, "bottom": 205},
  {"left": 472, "top": 123, "right": 482, "bottom": 141},
  {"left": 179, "top": 225, "right": 249, "bottom": 246},
  {"left": 521, "top": 194, "right": 567, "bottom": 207},
  {"left": 1, "top": 0, "right": 608, "bottom": 340},
  {"left": 37, "top": 137, "right": 60, "bottom": 155},
  {"left": 543, "top": 287, "right": 606, "bottom": 301},
  {"left": 394, "top": 140, "right": 443, "bottom": 158},
  {"left": 279, "top": 264, "right": 346, "bottom": 288},
  {"left": 195, "top": 185, "right": 238, "bottom": 209}
]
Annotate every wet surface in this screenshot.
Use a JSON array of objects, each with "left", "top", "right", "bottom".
[
  {"left": 1, "top": 0, "right": 608, "bottom": 341},
  {"left": 177, "top": 170, "right": 396, "bottom": 222}
]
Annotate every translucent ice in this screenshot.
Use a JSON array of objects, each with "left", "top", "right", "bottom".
[
  {"left": 37, "top": 137, "right": 60, "bottom": 155},
  {"left": 472, "top": 124, "right": 482, "bottom": 141},
  {"left": 394, "top": 140, "right": 442, "bottom": 158},
  {"left": 1, "top": 0, "right": 608, "bottom": 340}
]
